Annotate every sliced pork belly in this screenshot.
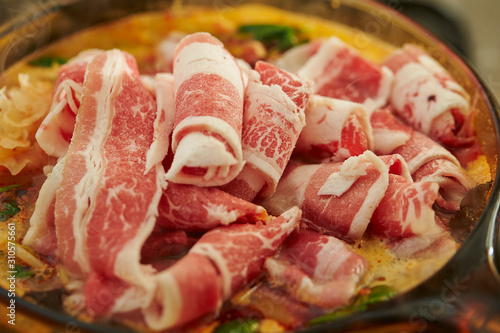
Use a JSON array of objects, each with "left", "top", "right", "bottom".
[
  {"left": 157, "top": 182, "right": 266, "bottom": 231},
  {"left": 22, "top": 156, "right": 66, "bottom": 256},
  {"left": 383, "top": 44, "right": 474, "bottom": 147},
  {"left": 264, "top": 229, "right": 369, "bottom": 309},
  {"left": 140, "top": 230, "right": 190, "bottom": 264},
  {"left": 53, "top": 50, "right": 164, "bottom": 316},
  {"left": 36, "top": 49, "right": 103, "bottom": 157},
  {"left": 145, "top": 73, "right": 175, "bottom": 172},
  {"left": 220, "top": 61, "right": 312, "bottom": 201},
  {"left": 273, "top": 40, "right": 323, "bottom": 73},
  {"left": 294, "top": 95, "right": 373, "bottom": 162},
  {"left": 144, "top": 206, "right": 301, "bottom": 330},
  {"left": 262, "top": 151, "right": 389, "bottom": 240},
  {"left": 166, "top": 32, "right": 245, "bottom": 186},
  {"left": 371, "top": 108, "right": 472, "bottom": 211},
  {"left": 369, "top": 175, "right": 439, "bottom": 238},
  {"left": 388, "top": 223, "right": 458, "bottom": 259},
  {"left": 295, "top": 37, "right": 393, "bottom": 113}
]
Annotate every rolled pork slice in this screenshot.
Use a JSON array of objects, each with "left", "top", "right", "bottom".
[
  {"left": 36, "top": 49, "right": 103, "bottom": 157},
  {"left": 294, "top": 94, "right": 373, "bottom": 163},
  {"left": 220, "top": 61, "right": 312, "bottom": 201},
  {"left": 157, "top": 182, "right": 266, "bottom": 232},
  {"left": 166, "top": 32, "right": 245, "bottom": 186},
  {"left": 52, "top": 50, "right": 165, "bottom": 317},
  {"left": 264, "top": 228, "right": 369, "bottom": 309},
  {"left": 371, "top": 108, "right": 472, "bottom": 211},
  {"left": 383, "top": 44, "right": 474, "bottom": 147},
  {"left": 144, "top": 206, "right": 301, "bottom": 330},
  {"left": 145, "top": 73, "right": 175, "bottom": 172},
  {"left": 261, "top": 150, "right": 390, "bottom": 240},
  {"left": 296, "top": 37, "right": 393, "bottom": 113},
  {"left": 22, "top": 155, "right": 66, "bottom": 256}
]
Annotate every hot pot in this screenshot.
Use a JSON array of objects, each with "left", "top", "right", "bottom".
[{"left": 0, "top": 0, "right": 499, "bottom": 332}]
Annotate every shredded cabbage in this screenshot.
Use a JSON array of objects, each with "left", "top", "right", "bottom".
[{"left": 0, "top": 74, "right": 53, "bottom": 174}]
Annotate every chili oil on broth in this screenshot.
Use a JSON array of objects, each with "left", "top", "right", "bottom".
[{"left": 0, "top": 3, "right": 492, "bottom": 332}]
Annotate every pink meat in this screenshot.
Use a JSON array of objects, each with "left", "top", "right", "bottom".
[
  {"left": 166, "top": 32, "right": 245, "bottom": 186},
  {"left": 190, "top": 206, "right": 301, "bottom": 299},
  {"left": 294, "top": 94, "right": 373, "bottom": 162},
  {"left": 264, "top": 229, "right": 369, "bottom": 309},
  {"left": 36, "top": 50, "right": 103, "bottom": 157},
  {"left": 262, "top": 151, "right": 390, "bottom": 240},
  {"left": 274, "top": 40, "right": 323, "bottom": 73},
  {"left": 145, "top": 252, "right": 222, "bottom": 330},
  {"left": 220, "top": 61, "right": 312, "bottom": 201},
  {"left": 54, "top": 50, "right": 164, "bottom": 315},
  {"left": 388, "top": 223, "right": 458, "bottom": 258},
  {"left": 296, "top": 37, "right": 393, "bottom": 112},
  {"left": 22, "top": 157, "right": 66, "bottom": 257},
  {"left": 140, "top": 230, "right": 190, "bottom": 263},
  {"left": 369, "top": 175, "right": 439, "bottom": 238},
  {"left": 157, "top": 182, "right": 266, "bottom": 231},
  {"left": 371, "top": 108, "right": 472, "bottom": 210},
  {"left": 144, "top": 206, "right": 301, "bottom": 330},
  {"left": 145, "top": 73, "right": 175, "bottom": 172},
  {"left": 383, "top": 44, "right": 475, "bottom": 147},
  {"left": 412, "top": 158, "right": 471, "bottom": 211}
]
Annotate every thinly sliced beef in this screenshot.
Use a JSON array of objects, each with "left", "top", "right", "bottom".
[
  {"left": 22, "top": 156, "right": 66, "bottom": 256},
  {"left": 36, "top": 50, "right": 103, "bottom": 157},
  {"left": 383, "top": 44, "right": 475, "bottom": 148},
  {"left": 264, "top": 229, "right": 369, "bottom": 309},
  {"left": 292, "top": 37, "right": 393, "bottom": 113},
  {"left": 144, "top": 207, "right": 301, "bottom": 330},
  {"left": 294, "top": 94, "right": 373, "bottom": 162},
  {"left": 157, "top": 182, "right": 266, "bottom": 231},
  {"left": 370, "top": 175, "right": 439, "bottom": 238},
  {"left": 52, "top": 50, "right": 164, "bottom": 316},
  {"left": 262, "top": 151, "right": 440, "bottom": 240},
  {"left": 166, "top": 32, "right": 245, "bottom": 186},
  {"left": 262, "top": 151, "right": 389, "bottom": 240},
  {"left": 371, "top": 108, "right": 472, "bottom": 211},
  {"left": 145, "top": 73, "right": 175, "bottom": 172},
  {"left": 220, "top": 61, "right": 312, "bottom": 201}
]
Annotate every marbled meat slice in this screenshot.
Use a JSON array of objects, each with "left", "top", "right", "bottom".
[
  {"left": 36, "top": 49, "right": 103, "bottom": 157},
  {"left": 383, "top": 44, "right": 474, "bottom": 148},
  {"left": 264, "top": 229, "right": 369, "bottom": 309},
  {"left": 220, "top": 61, "right": 312, "bottom": 201},
  {"left": 144, "top": 207, "right": 301, "bottom": 330},
  {"left": 166, "top": 32, "right": 245, "bottom": 186},
  {"left": 53, "top": 50, "right": 164, "bottom": 315},
  {"left": 369, "top": 174, "right": 439, "bottom": 238},
  {"left": 22, "top": 156, "right": 66, "bottom": 256},
  {"left": 297, "top": 37, "right": 393, "bottom": 113},
  {"left": 294, "top": 94, "right": 373, "bottom": 162},
  {"left": 157, "top": 182, "right": 266, "bottom": 231},
  {"left": 262, "top": 151, "right": 389, "bottom": 240},
  {"left": 145, "top": 73, "right": 175, "bottom": 172},
  {"left": 371, "top": 108, "right": 472, "bottom": 211}
]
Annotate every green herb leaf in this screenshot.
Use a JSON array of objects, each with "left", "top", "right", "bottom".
[
  {"left": 308, "top": 285, "right": 397, "bottom": 326},
  {"left": 28, "top": 56, "right": 67, "bottom": 67},
  {"left": 214, "top": 319, "right": 259, "bottom": 333},
  {"left": 15, "top": 265, "right": 35, "bottom": 279},
  {"left": 0, "top": 200, "right": 20, "bottom": 222},
  {"left": 0, "top": 184, "right": 22, "bottom": 194},
  {"left": 238, "top": 24, "right": 306, "bottom": 52}
]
